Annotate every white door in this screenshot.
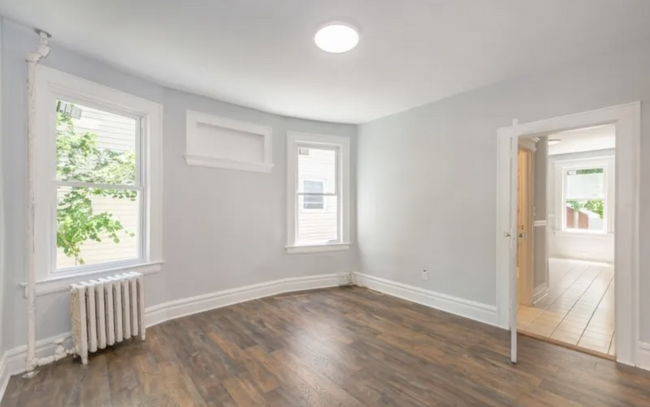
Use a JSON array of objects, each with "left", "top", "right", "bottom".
[
  {"left": 508, "top": 133, "right": 519, "bottom": 363},
  {"left": 496, "top": 123, "right": 519, "bottom": 364}
]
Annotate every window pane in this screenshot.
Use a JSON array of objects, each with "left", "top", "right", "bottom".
[
  {"left": 56, "top": 186, "right": 140, "bottom": 270},
  {"left": 303, "top": 180, "right": 324, "bottom": 209},
  {"left": 56, "top": 100, "right": 137, "bottom": 185},
  {"left": 297, "top": 147, "right": 337, "bottom": 194},
  {"left": 297, "top": 195, "right": 338, "bottom": 244},
  {"left": 565, "top": 168, "right": 605, "bottom": 231}
]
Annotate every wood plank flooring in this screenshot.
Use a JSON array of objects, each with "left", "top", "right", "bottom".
[
  {"left": 518, "top": 259, "right": 616, "bottom": 356},
  {"left": 3, "top": 286, "right": 650, "bottom": 407}
]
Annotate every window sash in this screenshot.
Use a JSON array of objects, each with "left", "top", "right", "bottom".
[
  {"left": 287, "top": 132, "right": 350, "bottom": 249},
  {"left": 560, "top": 164, "right": 609, "bottom": 233},
  {"left": 296, "top": 144, "right": 340, "bottom": 195},
  {"left": 295, "top": 194, "right": 341, "bottom": 243},
  {"left": 295, "top": 145, "right": 341, "bottom": 242},
  {"left": 52, "top": 109, "right": 146, "bottom": 273}
]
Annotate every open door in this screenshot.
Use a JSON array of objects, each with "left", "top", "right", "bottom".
[
  {"left": 508, "top": 133, "right": 519, "bottom": 364},
  {"left": 497, "top": 122, "right": 519, "bottom": 364},
  {"left": 516, "top": 148, "right": 534, "bottom": 306}
]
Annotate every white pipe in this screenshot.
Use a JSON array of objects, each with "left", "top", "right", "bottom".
[{"left": 24, "top": 29, "right": 51, "bottom": 376}]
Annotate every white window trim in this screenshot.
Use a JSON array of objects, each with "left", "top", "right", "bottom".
[
  {"left": 30, "top": 66, "right": 164, "bottom": 291},
  {"left": 553, "top": 156, "right": 615, "bottom": 236},
  {"left": 286, "top": 132, "right": 350, "bottom": 254}
]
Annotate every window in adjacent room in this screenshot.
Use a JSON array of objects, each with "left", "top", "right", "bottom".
[{"left": 562, "top": 166, "right": 608, "bottom": 232}]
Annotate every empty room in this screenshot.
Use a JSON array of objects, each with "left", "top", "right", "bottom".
[{"left": 0, "top": 1, "right": 650, "bottom": 406}]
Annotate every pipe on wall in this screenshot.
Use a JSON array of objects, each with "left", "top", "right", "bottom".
[{"left": 24, "top": 29, "right": 51, "bottom": 376}]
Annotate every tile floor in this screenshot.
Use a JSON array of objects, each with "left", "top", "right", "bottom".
[{"left": 517, "top": 258, "right": 615, "bottom": 356}]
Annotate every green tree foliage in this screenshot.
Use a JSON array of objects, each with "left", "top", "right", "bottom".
[
  {"left": 575, "top": 168, "right": 603, "bottom": 175},
  {"left": 566, "top": 199, "right": 604, "bottom": 219},
  {"left": 566, "top": 199, "right": 581, "bottom": 212},
  {"left": 56, "top": 111, "right": 136, "bottom": 265},
  {"left": 584, "top": 199, "right": 604, "bottom": 219}
]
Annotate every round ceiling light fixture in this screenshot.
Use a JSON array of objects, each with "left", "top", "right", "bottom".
[{"left": 314, "top": 24, "right": 359, "bottom": 53}]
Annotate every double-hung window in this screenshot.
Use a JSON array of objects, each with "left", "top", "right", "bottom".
[
  {"left": 555, "top": 157, "right": 614, "bottom": 234},
  {"left": 34, "top": 66, "right": 163, "bottom": 283},
  {"left": 286, "top": 133, "right": 350, "bottom": 253}
]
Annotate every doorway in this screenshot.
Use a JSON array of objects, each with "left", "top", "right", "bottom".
[
  {"left": 495, "top": 103, "right": 640, "bottom": 366},
  {"left": 515, "top": 126, "right": 616, "bottom": 359}
]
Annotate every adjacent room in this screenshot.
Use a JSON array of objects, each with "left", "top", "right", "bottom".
[
  {"left": 516, "top": 126, "right": 617, "bottom": 357},
  {"left": 1, "top": 1, "right": 650, "bottom": 406}
]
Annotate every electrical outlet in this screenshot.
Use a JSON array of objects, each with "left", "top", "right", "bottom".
[{"left": 421, "top": 270, "right": 428, "bottom": 281}]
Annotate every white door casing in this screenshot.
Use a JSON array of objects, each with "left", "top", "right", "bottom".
[{"left": 496, "top": 103, "right": 640, "bottom": 366}]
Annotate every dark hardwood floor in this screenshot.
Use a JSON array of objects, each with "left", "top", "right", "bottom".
[{"left": 3, "top": 286, "right": 650, "bottom": 407}]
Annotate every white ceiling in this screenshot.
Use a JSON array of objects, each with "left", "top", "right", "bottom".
[
  {"left": 2, "top": 1, "right": 650, "bottom": 124},
  {"left": 548, "top": 125, "right": 616, "bottom": 156}
]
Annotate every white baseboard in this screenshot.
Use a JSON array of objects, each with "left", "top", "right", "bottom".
[
  {"left": 637, "top": 342, "right": 650, "bottom": 371},
  {"left": 353, "top": 272, "right": 498, "bottom": 327},
  {"left": 0, "top": 351, "right": 8, "bottom": 402},
  {"left": 0, "top": 333, "right": 73, "bottom": 401},
  {"left": 145, "top": 273, "right": 343, "bottom": 327},
  {"left": 0, "top": 272, "right": 345, "bottom": 398}
]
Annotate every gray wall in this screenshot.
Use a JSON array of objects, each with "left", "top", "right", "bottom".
[
  {"left": 1, "top": 20, "right": 357, "bottom": 349},
  {"left": 357, "top": 38, "right": 650, "bottom": 340}
]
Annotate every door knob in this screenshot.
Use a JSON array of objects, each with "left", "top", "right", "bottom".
[{"left": 518, "top": 232, "right": 526, "bottom": 239}]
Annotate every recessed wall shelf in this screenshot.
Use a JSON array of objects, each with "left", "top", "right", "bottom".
[{"left": 185, "top": 110, "right": 273, "bottom": 173}]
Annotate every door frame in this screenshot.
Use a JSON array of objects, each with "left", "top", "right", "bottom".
[
  {"left": 496, "top": 102, "right": 640, "bottom": 366},
  {"left": 516, "top": 147, "right": 535, "bottom": 306}
]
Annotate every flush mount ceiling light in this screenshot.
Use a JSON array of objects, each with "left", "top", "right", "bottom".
[
  {"left": 314, "top": 24, "right": 359, "bottom": 53},
  {"left": 548, "top": 139, "right": 561, "bottom": 145}
]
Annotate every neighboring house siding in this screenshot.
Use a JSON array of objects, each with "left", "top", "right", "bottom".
[{"left": 56, "top": 106, "right": 139, "bottom": 269}]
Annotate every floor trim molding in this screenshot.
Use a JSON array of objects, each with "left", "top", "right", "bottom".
[
  {"left": 0, "top": 333, "right": 73, "bottom": 401},
  {"left": 637, "top": 342, "right": 650, "bottom": 371},
  {"left": 145, "top": 273, "right": 343, "bottom": 327},
  {"left": 0, "top": 351, "right": 8, "bottom": 402},
  {"left": 353, "top": 272, "right": 498, "bottom": 327},
  {"left": 0, "top": 272, "right": 346, "bottom": 397}
]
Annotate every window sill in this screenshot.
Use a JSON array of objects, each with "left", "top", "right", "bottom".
[
  {"left": 285, "top": 243, "right": 350, "bottom": 254},
  {"left": 185, "top": 154, "right": 274, "bottom": 173},
  {"left": 554, "top": 230, "right": 614, "bottom": 238},
  {"left": 20, "top": 261, "right": 164, "bottom": 298}
]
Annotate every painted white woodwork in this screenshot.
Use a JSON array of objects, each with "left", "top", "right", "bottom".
[
  {"left": 25, "top": 30, "right": 51, "bottom": 374},
  {"left": 286, "top": 132, "right": 351, "bottom": 253},
  {"left": 70, "top": 272, "right": 145, "bottom": 365},
  {"left": 185, "top": 110, "right": 273, "bottom": 172},
  {"left": 33, "top": 65, "right": 164, "bottom": 282},
  {"left": 496, "top": 103, "right": 640, "bottom": 367}
]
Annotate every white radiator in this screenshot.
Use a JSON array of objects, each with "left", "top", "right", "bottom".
[{"left": 70, "top": 271, "right": 145, "bottom": 364}]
